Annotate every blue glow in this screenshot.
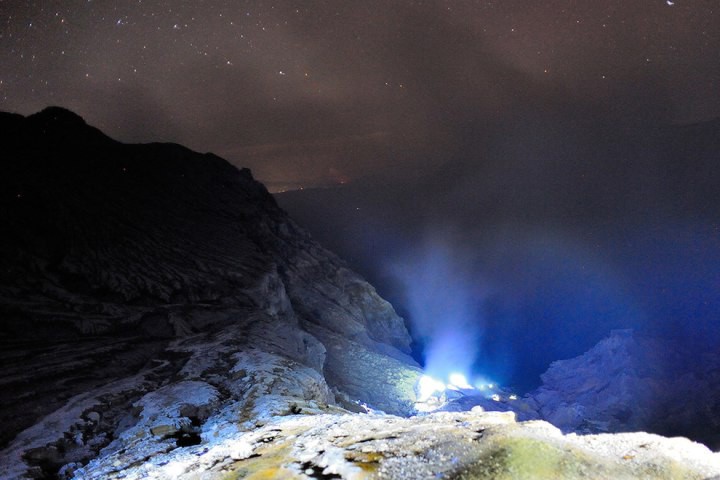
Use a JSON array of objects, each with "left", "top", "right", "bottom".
[{"left": 391, "top": 235, "right": 487, "bottom": 383}]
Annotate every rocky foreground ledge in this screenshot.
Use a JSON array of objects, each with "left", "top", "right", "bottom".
[{"left": 62, "top": 409, "right": 720, "bottom": 479}]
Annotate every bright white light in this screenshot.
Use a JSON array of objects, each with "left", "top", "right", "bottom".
[
  {"left": 491, "top": 394, "right": 501, "bottom": 401},
  {"left": 509, "top": 394, "right": 518, "bottom": 401},
  {"left": 448, "top": 373, "right": 472, "bottom": 390},
  {"left": 473, "top": 377, "right": 496, "bottom": 391},
  {"left": 417, "top": 375, "right": 446, "bottom": 401}
]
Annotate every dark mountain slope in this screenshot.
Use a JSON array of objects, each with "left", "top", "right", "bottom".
[{"left": 0, "top": 107, "right": 419, "bottom": 478}]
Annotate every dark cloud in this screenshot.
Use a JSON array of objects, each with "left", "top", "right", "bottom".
[{"left": 2, "top": 1, "right": 718, "bottom": 189}]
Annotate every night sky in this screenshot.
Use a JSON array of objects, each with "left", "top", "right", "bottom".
[{"left": 2, "top": 1, "right": 719, "bottom": 191}]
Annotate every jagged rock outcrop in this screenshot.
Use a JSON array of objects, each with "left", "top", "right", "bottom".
[
  {"left": 0, "top": 107, "right": 419, "bottom": 478},
  {"left": 530, "top": 330, "right": 720, "bottom": 450}
]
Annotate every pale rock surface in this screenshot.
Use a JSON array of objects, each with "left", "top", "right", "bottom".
[{"left": 74, "top": 409, "right": 720, "bottom": 480}]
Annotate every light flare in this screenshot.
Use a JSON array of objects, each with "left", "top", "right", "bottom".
[
  {"left": 417, "top": 374, "right": 447, "bottom": 402},
  {"left": 415, "top": 372, "right": 519, "bottom": 412},
  {"left": 448, "top": 372, "right": 472, "bottom": 389}
]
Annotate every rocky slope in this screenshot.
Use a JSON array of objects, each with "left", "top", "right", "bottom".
[
  {"left": 1, "top": 108, "right": 718, "bottom": 479},
  {"left": 530, "top": 329, "right": 720, "bottom": 450},
  {"left": 0, "top": 107, "right": 418, "bottom": 478}
]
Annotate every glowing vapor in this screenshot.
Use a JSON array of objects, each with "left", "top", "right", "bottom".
[{"left": 391, "top": 233, "right": 486, "bottom": 384}]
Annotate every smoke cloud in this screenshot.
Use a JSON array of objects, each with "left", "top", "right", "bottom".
[
  {"left": 278, "top": 89, "right": 720, "bottom": 392},
  {"left": 390, "top": 232, "right": 487, "bottom": 382}
]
